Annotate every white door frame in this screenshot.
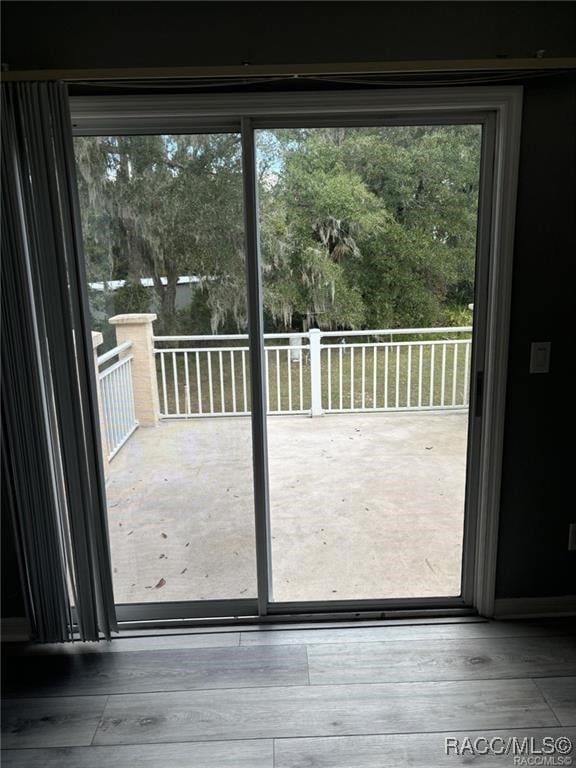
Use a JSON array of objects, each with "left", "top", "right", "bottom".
[{"left": 71, "top": 86, "right": 523, "bottom": 621}]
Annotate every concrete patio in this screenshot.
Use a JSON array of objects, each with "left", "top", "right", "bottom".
[{"left": 105, "top": 411, "right": 468, "bottom": 604}]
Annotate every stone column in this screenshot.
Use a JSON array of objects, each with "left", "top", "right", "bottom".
[
  {"left": 109, "top": 314, "right": 160, "bottom": 427},
  {"left": 91, "top": 331, "right": 109, "bottom": 478}
]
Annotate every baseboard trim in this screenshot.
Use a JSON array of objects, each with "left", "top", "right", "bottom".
[
  {"left": 1, "top": 617, "right": 31, "bottom": 643},
  {"left": 494, "top": 596, "right": 576, "bottom": 619}
]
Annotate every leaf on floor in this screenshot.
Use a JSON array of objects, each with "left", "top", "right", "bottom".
[
  {"left": 154, "top": 578, "right": 166, "bottom": 589},
  {"left": 161, "top": 532, "right": 168, "bottom": 538}
]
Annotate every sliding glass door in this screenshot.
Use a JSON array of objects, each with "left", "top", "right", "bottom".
[
  {"left": 70, "top": 88, "right": 519, "bottom": 622},
  {"left": 75, "top": 132, "right": 259, "bottom": 614},
  {"left": 255, "top": 124, "right": 482, "bottom": 605}
]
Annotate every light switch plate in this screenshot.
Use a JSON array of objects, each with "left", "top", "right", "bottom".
[{"left": 529, "top": 341, "right": 551, "bottom": 374}]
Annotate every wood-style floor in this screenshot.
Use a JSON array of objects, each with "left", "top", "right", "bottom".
[{"left": 2, "top": 617, "right": 575, "bottom": 766}]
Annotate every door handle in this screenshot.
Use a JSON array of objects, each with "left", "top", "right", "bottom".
[{"left": 475, "top": 370, "right": 484, "bottom": 418}]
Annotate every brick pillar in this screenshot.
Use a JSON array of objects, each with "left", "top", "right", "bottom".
[
  {"left": 109, "top": 314, "right": 160, "bottom": 427},
  {"left": 91, "top": 331, "right": 109, "bottom": 477}
]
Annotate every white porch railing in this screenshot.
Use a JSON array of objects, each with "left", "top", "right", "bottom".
[
  {"left": 153, "top": 327, "right": 472, "bottom": 419},
  {"left": 97, "top": 341, "right": 139, "bottom": 458}
]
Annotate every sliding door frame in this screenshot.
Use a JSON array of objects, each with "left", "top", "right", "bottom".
[
  {"left": 241, "top": 116, "right": 273, "bottom": 617},
  {"left": 70, "top": 86, "right": 522, "bottom": 625}
]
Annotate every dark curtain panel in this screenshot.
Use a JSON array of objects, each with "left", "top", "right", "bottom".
[{"left": 1, "top": 82, "right": 117, "bottom": 641}]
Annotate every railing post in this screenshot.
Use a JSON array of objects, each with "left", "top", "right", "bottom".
[
  {"left": 109, "top": 313, "right": 160, "bottom": 426},
  {"left": 309, "top": 328, "right": 323, "bottom": 416},
  {"left": 91, "top": 331, "right": 109, "bottom": 477}
]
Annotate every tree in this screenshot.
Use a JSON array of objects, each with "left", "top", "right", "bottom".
[
  {"left": 75, "top": 133, "right": 245, "bottom": 334},
  {"left": 75, "top": 124, "right": 481, "bottom": 335},
  {"left": 257, "top": 125, "right": 480, "bottom": 330}
]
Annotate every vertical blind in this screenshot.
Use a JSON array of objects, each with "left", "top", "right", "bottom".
[{"left": 1, "top": 82, "right": 117, "bottom": 642}]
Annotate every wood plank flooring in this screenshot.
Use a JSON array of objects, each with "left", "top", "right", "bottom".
[
  {"left": 535, "top": 677, "right": 576, "bottom": 725},
  {"left": 2, "top": 618, "right": 575, "bottom": 767},
  {"left": 306, "top": 635, "right": 576, "bottom": 684},
  {"left": 2, "top": 645, "right": 309, "bottom": 697}
]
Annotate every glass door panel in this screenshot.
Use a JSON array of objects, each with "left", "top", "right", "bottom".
[
  {"left": 256, "top": 124, "right": 482, "bottom": 603},
  {"left": 75, "top": 132, "right": 257, "bottom": 605}
]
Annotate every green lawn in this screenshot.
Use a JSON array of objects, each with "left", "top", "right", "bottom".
[{"left": 156, "top": 337, "right": 471, "bottom": 416}]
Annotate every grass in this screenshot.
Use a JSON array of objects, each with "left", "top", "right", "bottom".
[{"left": 155, "top": 336, "right": 471, "bottom": 416}]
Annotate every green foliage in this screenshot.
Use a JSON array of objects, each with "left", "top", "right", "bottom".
[
  {"left": 75, "top": 124, "right": 481, "bottom": 335},
  {"left": 175, "top": 287, "right": 241, "bottom": 336},
  {"left": 75, "top": 134, "right": 244, "bottom": 334},
  {"left": 439, "top": 304, "right": 474, "bottom": 327},
  {"left": 257, "top": 125, "right": 480, "bottom": 331},
  {"left": 113, "top": 282, "right": 151, "bottom": 315}
]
